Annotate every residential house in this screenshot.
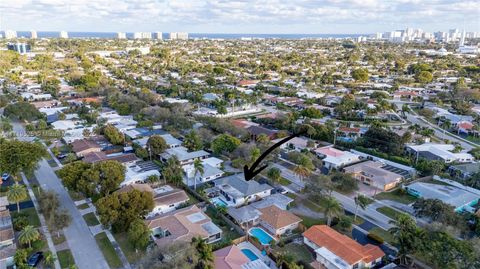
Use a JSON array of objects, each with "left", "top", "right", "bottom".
[
  {"left": 304, "top": 225, "right": 384, "bottom": 269},
  {"left": 0, "top": 197, "right": 15, "bottom": 269},
  {"left": 82, "top": 152, "right": 138, "bottom": 165},
  {"left": 272, "top": 136, "right": 312, "bottom": 152},
  {"left": 246, "top": 126, "right": 277, "bottom": 140},
  {"left": 257, "top": 205, "right": 302, "bottom": 237},
  {"left": 449, "top": 163, "right": 480, "bottom": 179},
  {"left": 405, "top": 143, "right": 474, "bottom": 163},
  {"left": 116, "top": 184, "right": 189, "bottom": 217},
  {"left": 123, "top": 126, "right": 165, "bottom": 140},
  {"left": 343, "top": 161, "right": 403, "bottom": 191},
  {"left": 145, "top": 205, "right": 222, "bottom": 246},
  {"left": 214, "top": 245, "right": 250, "bottom": 269},
  {"left": 184, "top": 162, "right": 224, "bottom": 187},
  {"left": 71, "top": 139, "right": 102, "bottom": 157},
  {"left": 122, "top": 161, "right": 161, "bottom": 186},
  {"left": 315, "top": 146, "right": 361, "bottom": 171},
  {"left": 133, "top": 134, "right": 182, "bottom": 149},
  {"left": 213, "top": 173, "right": 273, "bottom": 207},
  {"left": 161, "top": 146, "right": 210, "bottom": 166}
]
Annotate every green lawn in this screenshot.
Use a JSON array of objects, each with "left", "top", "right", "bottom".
[
  {"left": 286, "top": 192, "right": 297, "bottom": 199},
  {"left": 77, "top": 203, "right": 90, "bottom": 210},
  {"left": 95, "top": 232, "right": 123, "bottom": 269},
  {"left": 274, "top": 242, "right": 314, "bottom": 263},
  {"left": 375, "top": 189, "right": 417, "bottom": 204},
  {"left": 12, "top": 208, "right": 41, "bottom": 228},
  {"left": 370, "top": 227, "right": 395, "bottom": 244},
  {"left": 278, "top": 177, "right": 292, "bottom": 186},
  {"left": 113, "top": 232, "right": 145, "bottom": 263},
  {"left": 466, "top": 135, "right": 480, "bottom": 144},
  {"left": 57, "top": 249, "right": 76, "bottom": 268},
  {"left": 302, "top": 199, "right": 324, "bottom": 213},
  {"left": 376, "top": 207, "right": 404, "bottom": 220},
  {"left": 298, "top": 215, "right": 325, "bottom": 228},
  {"left": 83, "top": 212, "right": 100, "bottom": 226}
]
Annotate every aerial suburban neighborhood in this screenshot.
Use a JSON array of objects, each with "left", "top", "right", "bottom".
[{"left": 0, "top": 9, "right": 479, "bottom": 269}]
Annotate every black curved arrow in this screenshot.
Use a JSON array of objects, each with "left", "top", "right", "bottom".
[{"left": 244, "top": 130, "right": 307, "bottom": 181}]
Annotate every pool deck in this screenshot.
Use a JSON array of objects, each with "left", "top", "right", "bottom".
[{"left": 237, "top": 241, "right": 278, "bottom": 269}]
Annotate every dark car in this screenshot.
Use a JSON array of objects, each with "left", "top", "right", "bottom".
[
  {"left": 1, "top": 173, "right": 9, "bottom": 181},
  {"left": 57, "top": 154, "right": 68, "bottom": 159},
  {"left": 27, "top": 252, "right": 43, "bottom": 267}
]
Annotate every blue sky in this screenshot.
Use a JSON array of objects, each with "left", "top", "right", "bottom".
[{"left": 1, "top": 0, "right": 479, "bottom": 34}]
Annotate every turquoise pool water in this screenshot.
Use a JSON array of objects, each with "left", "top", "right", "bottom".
[
  {"left": 241, "top": 249, "right": 259, "bottom": 261},
  {"left": 211, "top": 197, "right": 228, "bottom": 207},
  {"left": 249, "top": 227, "right": 274, "bottom": 245}
]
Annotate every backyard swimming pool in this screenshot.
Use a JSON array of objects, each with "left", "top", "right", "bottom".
[
  {"left": 241, "top": 249, "right": 259, "bottom": 261},
  {"left": 210, "top": 197, "right": 228, "bottom": 207},
  {"left": 249, "top": 227, "right": 275, "bottom": 245}
]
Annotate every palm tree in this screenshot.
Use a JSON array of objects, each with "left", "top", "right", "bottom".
[
  {"left": 193, "top": 159, "right": 204, "bottom": 190},
  {"left": 19, "top": 225, "right": 40, "bottom": 248},
  {"left": 7, "top": 184, "right": 27, "bottom": 213},
  {"left": 354, "top": 195, "right": 369, "bottom": 222},
  {"left": 162, "top": 156, "right": 183, "bottom": 186},
  {"left": 293, "top": 165, "right": 311, "bottom": 181},
  {"left": 388, "top": 214, "right": 424, "bottom": 266},
  {"left": 323, "top": 196, "right": 343, "bottom": 226},
  {"left": 192, "top": 237, "right": 213, "bottom": 268},
  {"left": 43, "top": 251, "right": 56, "bottom": 268},
  {"left": 401, "top": 104, "right": 410, "bottom": 117}
]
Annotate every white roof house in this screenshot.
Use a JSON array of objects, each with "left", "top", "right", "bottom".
[
  {"left": 315, "top": 146, "right": 361, "bottom": 170},
  {"left": 133, "top": 134, "right": 182, "bottom": 149},
  {"left": 122, "top": 164, "right": 160, "bottom": 186},
  {"left": 161, "top": 146, "right": 210, "bottom": 165},
  {"left": 51, "top": 120, "right": 79, "bottom": 131},
  {"left": 406, "top": 143, "right": 474, "bottom": 163}
]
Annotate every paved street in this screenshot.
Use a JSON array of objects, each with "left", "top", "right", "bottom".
[{"left": 34, "top": 159, "right": 110, "bottom": 269}]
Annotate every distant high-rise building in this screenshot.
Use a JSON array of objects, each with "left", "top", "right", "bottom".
[
  {"left": 117, "top": 32, "right": 126, "bottom": 39},
  {"left": 4, "top": 30, "right": 17, "bottom": 39},
  {"left": 30, "top": 30, "right": 37, "bottom": 39},
  {"left": 460, "top": 29, "right": 466, "bottom": 47},
  {"left": 59, "top": 31, "right": 68, "bottom": 38},
  {"left": 169, "top": 32, "right": 188, "bottom": 40},
  {"left": 133, "top": 32, "right": 152, "bottom": 39},
  {"left": 154, "top": 32, "right": 163, "bottom": 40},
  {"left": 7, "top": 42, "right": 31, "bottom": 54}
]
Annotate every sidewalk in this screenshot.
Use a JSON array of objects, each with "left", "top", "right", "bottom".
[{"left": 21, "top": 172, "right": 61, "bottom": 269}]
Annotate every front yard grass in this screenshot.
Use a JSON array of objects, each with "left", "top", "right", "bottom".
[
  {"left": 77, "top": 203, "right": 90, "bottom": 210},
  {"left": 57, "top": 249, "right": 76, "bottom": 268},
  {"left": 12, "top": 207, "right": 41, "bottom": 228},
  {"left": 376, "top": 207, "right": 403, "bottom": 220},
  {"left": 95, "top": 232, "right": 123, "bottom": 269},
  {"left": 52, "top": 233, "right": 66, "bottom": 245},
  {"left": 375, "top": 189, "right": 417, "bottom": 204},
  {"left": 278, "top": 177, "right": 292, "bottom": 186},
  {"left": 298, "top": 215, "right": 325, "bottom": 228},
  {"left": 370, "top": 227, "right": 395, "bottom": 245},
  {"left": 67, "top": 190, "right": 85, "bottom": 201},
  {"left": 83, "top": 212, "right": 100, "bottom": 226},
  {"left": 113, "top": 232, "right": 145, "bottom": 264}
]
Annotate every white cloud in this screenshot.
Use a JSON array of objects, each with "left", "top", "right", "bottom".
[{"left": 0, "top": 0, "right": 478, "bottom": 33}]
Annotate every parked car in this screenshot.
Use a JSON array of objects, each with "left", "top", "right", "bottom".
[
  {"left": 27, "top": 252, "right": 43, "bottom": 267},
  {"left": 57, "top": 154, "right": 68, "bottom": 159},
  {"left": 1, "top": 173, "right": 10, "bottom": 181}
]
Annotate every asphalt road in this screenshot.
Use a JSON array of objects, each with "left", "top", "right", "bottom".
[{"left": 34, "top": 158, "right": 110, "bottom": 269}]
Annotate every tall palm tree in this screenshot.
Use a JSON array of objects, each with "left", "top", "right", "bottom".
[
  {"left": 162, "top": 156, "right": 183, "bottom": 186},
  {"left": 388, "top": 214, "right": 424, "bottom": 266},
  {"left": 401, "top": 104, "right": 410, "bottom": 117},
  {"left": 293, "top": 165, "right": 311, "bottom": 181},
  {"left": 192, "top": 237, "right": 213, "bottom": 268},
  {"left": 323, "top": 196, "right": 343, "bottom": 226},
  {"left": 193, "top": 159, "right": 204, "bottom": 190},
  {"left": 354, "top": 195, "right": 369, "bottom": 222},
  {"left": 19, "top": 225, "right": 40, "bottom": 248},
  {"left": 7, "top": 184, "right": 27, "bottom": 213}
]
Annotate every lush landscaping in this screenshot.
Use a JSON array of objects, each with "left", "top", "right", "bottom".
[
  {"left": 298, "top": 215, "right": 325, "bottom": 228},
  {"left": 273, "top": 242, "right": 314, "bottom": 264},
  {"left": 83, "top": 212, "right": 100, "bottom": 226},
  {"left": 375, "top": 189, "right": 417, "bottom": 204},
  {"left": 95, "top": 232, "right": 123, "bottom": 269},
  {"left": 12, "top": 207, "right": 41, "bottom": 228},
  {"left": 57, "top": 249, "right": 76, "bottom": 268}
]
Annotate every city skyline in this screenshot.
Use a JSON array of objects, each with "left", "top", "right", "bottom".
[{"left": 0, "top": 0, "right": 479, "bottom": 34}]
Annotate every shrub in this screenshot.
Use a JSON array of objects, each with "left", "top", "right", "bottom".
[{"left": 367, "top": 232, "right": 384, "bottom": 244}]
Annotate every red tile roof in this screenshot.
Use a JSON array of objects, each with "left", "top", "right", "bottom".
[{"left": 303, "top": 225, "right": 384, "bottom": 265}]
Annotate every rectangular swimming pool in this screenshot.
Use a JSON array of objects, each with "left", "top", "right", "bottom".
[
  {"left": 241, "top": 249, "right": 259, "bottom": 261},
  {"left": 249, "top": 227, "right": 275, "bottom": 245}
]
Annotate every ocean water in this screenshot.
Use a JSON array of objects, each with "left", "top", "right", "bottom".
[{"left": 12, "top": 31, "right": 364, "bottom": 40}]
